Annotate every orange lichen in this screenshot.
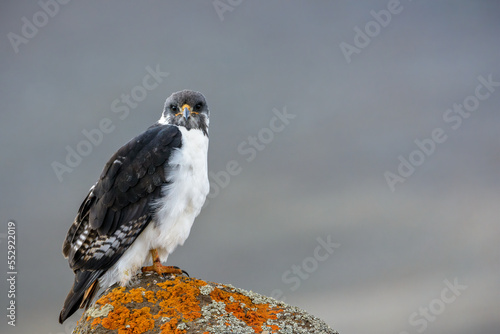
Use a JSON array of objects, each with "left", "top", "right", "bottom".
[
  {"left": 160, "top": 318, "right": 184, "bottom": 334},
  {"left": 90, "top": 287, "right": 154, "bottom": 333},
  {"left": 129, "top": 288, "right": 146, "bottom": 303},
  {"left": 91, "top": 317, "right": 102, "bottom": 327},
  {"left": 95, "top": 286, "right": 146, "bottom": 305},
  {"left": 270, "top": 324, "right": 280, "bottom": 331},
  {"left": 144, "top": 290, "right": 157, "bottom": 303},
  {"left": 154, "top": 276, "right": 207, "bottom": 333},
  {"left": 210, "top": 287, "right": 284, "bottom": 333},
  {"left": 98, "top": 305, "right": 154, "bottom": 334},
  {"left": 127, "top": 307, "right": 155, "bottom": 333}
]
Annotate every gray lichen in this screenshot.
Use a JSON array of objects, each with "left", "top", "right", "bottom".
[
  {"left": 85, "top": 304, "right": 114, "bottom": 318},
  {"left": 199, "top": 284, "right": 215, "bottom": 295}
]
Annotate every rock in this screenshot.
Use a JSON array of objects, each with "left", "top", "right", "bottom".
[{"left": 72, "top": 272, "right": 338, "bottom": 334}]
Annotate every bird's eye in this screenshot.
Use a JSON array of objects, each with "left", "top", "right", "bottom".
[
  {"left": 193, "top": 103, "right": 203, "bottom": 111},
  {"left": 170, "top": 104, "right": 178, "bottom": 112}
]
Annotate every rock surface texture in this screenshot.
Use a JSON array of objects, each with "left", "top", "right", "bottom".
[{"left": 72, "top": 272, "right": 337, "bottom": 334}]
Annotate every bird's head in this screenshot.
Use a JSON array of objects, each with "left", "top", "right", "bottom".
[{"left": 160, "top": 90, "right": 209, "bottom": 135}]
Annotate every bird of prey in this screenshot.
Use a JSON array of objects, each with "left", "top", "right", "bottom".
[{"left": 59, "top": 90, "right": 210, "bottom": 323}]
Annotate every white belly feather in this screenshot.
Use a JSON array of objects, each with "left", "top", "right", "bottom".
[{"left": 99, "top": 127, "right": 209, "bottom": 287}]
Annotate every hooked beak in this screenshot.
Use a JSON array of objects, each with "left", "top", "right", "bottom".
[{"left": 182, "top": 104, "right": 192, "bottom": 120}]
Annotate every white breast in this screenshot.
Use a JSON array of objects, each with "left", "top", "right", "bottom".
[
  {"left": 152, "top": 127, "right": 209, "bottom": 258},
  {"left": 99, "top": 127, "right": 209, "bottom": 287}
]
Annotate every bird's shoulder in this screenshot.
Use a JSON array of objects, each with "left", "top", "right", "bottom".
[{"left": 91, "top": 123, "right": 182, "bottom": 229}]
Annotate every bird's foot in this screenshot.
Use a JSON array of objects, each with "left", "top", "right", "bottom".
[{"left": 141, "top": 263, "right": 189, "bottom": 277}]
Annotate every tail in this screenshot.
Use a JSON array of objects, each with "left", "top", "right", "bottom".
[{"left": 59, "top": 270, "right": 104, "bottom": 324}]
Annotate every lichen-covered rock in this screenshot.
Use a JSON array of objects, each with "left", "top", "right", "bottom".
[{"left": 72, "top": 272, "right": 337, "bottom": 334}]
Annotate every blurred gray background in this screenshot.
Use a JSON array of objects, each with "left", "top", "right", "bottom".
[{"left": 0, "top": 1, "right": 499, "bottom": 333}]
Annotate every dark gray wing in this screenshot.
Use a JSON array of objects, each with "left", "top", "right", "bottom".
[
  {"left": 63, "top": 124, "right": 181, "bottom": 269},
  {"left": 59, "top": 124, "right": 181, "bottom": 323}
]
